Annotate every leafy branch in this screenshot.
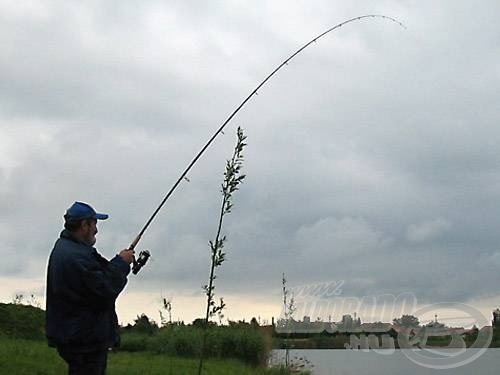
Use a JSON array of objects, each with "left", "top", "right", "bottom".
[
  {"left": 159, "top": 297, "right": 173, "bottom": 326},
  {"left": 282, "top": 272, "right": 296, "bottom": 368},
  {"left": 282, "top": 273, "right": 296, "bottom": 322},
  {"left": 198, "top": 127, "right": 247, "bottom": 375}
]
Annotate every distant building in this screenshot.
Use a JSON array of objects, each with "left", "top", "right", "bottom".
[
  {"left": 359, "top": 322, "right": 392, "bottom": 333},
  {"left": 492, "top": 309, "right": 500, "bottom": 327},
  {"left": 425, "top": 314, "right": 445, "bottom": 329}
]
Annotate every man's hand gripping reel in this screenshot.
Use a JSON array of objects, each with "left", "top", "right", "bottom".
[{"left": 129, "top": 235, "right": 151, "bottom": 275}]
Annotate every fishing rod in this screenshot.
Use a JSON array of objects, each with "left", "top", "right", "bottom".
[{"left": 130, "top": 14, "right": 405, "bottom": 274}]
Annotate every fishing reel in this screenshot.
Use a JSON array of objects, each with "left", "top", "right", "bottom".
[{"left": 132, "top": 250, "right": 151, "bottom": 275}]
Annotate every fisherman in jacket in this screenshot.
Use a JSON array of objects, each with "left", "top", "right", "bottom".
[{"left": 46, "top": 201, "right": 135, "bottom": 374}]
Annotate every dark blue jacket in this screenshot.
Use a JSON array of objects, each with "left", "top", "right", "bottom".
[{"left": 45, "top": 230, "right": 130, "bottom": 352}]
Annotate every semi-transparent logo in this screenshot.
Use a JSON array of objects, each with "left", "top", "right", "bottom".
[
  {"left": 398, "top": 303, "right": 492, "bottom": 369},
  {"left": 275, "top": 281, "right": 493, "bottom": 369}
]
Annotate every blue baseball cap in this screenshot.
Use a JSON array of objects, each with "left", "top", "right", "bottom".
[{"left": 64, "top": 201, "right": 109, "bottom": 221}]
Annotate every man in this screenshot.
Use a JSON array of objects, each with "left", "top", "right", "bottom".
[{"left": 46, "top": 201, "right": 135, "bottom": 374}]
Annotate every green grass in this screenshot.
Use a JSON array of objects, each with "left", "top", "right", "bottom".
[
  {"left": 0, "top": 337, "right": 305, "bottom": 375},
  {"left": 0, "top": 336, "right": 66, "bottom": 375},
  {"left": 0, "top": 303, "right": 307, "bottom": 373}
]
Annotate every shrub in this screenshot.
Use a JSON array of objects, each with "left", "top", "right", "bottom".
[
  {"left": 120, "top": 325, "right": 270, "bottom": 366},
  {"left": 149, "top": 326, "right": 203, "bottom": 357},
  {"left": 119, "top": 332, "right": 151, "bottom": 352},
  {"left": 0, "top": 303, "right": 45, "bottom": 340}
]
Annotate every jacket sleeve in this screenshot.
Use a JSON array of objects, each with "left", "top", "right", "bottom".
[{"left": 72, "top": 252, "right": 130, "bottom": 308}]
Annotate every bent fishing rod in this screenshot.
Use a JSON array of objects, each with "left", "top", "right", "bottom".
[{"left": 130, "top": 14, "right": 405, "bottom": 274}]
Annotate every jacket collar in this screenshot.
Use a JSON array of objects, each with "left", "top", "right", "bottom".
[{"left": 60, "top": 229, "right": 93, "bottom": 248}]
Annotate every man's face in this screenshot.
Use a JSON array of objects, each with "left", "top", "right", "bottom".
[{"left": 81, "top": 219, "right": 98, "bottom": 246}]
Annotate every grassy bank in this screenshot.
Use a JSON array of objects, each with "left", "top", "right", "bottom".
[
  {"left": 120, "top": 325, "right": 270, "bottom": 365},
  {"left": 0, "top": 336, "right": 303, "bottom": 374},
  {"left": 0, "top": 303, "right": 310, "bottom": 373}
]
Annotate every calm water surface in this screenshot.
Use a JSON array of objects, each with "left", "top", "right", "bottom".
[{"left": 271, "top": 349, "right": 500, "bottom": 375}]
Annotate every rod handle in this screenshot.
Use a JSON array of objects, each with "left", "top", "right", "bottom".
[{"left": 129, "top": 235, "right": 142, "bottom": 251}]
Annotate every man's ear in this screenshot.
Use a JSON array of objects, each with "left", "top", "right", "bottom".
[{"left": 79, "top": 220, "right": 89, "bottom": 231}]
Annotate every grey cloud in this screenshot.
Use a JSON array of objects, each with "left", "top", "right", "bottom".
[
  {"left": 407, "top": 218, "right": 452, "bottom": 243},
  {"left": 2, "top": 0, "right": 500, "bottom": 316}
]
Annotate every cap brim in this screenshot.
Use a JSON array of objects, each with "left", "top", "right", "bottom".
[{"left": 95, "top": 213, "right": 109, "bottom": 220}]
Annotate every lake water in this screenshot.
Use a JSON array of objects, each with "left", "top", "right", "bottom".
[{"left": 270, "top": 349, "right": 500, "bottom": 374}]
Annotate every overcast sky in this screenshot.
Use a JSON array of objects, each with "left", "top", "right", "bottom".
[{"left": 1, "top": 0, "right": 499, "bottom": 325}]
